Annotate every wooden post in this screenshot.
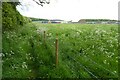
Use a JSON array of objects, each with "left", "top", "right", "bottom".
[
  {"left": 44, "top": 31, "right": 46, "bottom": 44},
  {"left": 55, "top": 33, "right": 58, "bottom": 67},
  {"left": 38, "top": 35, "right": 40, "bottom": 42}
]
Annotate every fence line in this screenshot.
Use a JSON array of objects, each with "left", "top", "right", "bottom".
[
  {"left": 83, "top": 55, "right": 116, "bottom": 76},
  {"left": 68, "top": 55, "right": 99, "bottom": 79},
  {"left": 38, "top": 30, "right": 116, "bottom": 78},
  {"left": 55, "top": 33, "right": 58, "bottom": 67},
  {"left": 44, "top": 31, "right": 46, "bottom": 44},
  {"left": 63, "top": 49, "right": 116, "bottom": 76}
]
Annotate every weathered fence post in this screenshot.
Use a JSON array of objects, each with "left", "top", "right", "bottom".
[
  {"left": 38, "top": 35, "right": 40, "bottom": 41},
  {"left": 44, "top": 31, "right": 46, "bottom": 44},
  {"left": 55, "top": 33, "right": 58, "bottom": 67}
]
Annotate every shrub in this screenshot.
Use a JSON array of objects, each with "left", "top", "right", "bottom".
[{"left": 2, "top": 2, "right": 29, "bottom": 31}]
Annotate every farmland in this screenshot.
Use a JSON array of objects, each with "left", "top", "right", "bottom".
[{"left": 2, "top": 22, "right": 119, "bottom": 79}]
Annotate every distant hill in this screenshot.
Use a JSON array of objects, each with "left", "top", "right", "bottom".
[
  {"left": 30, "top": 17, "right": 49, "bottom": 21},
  {"left": 79, "top": 19, "right": 117, "bottom": 22},
  {"left": 29, "top": 18, "right": 70, "bottom": 23},
  {"left": 78, "top": 19, "right": 119, "bottom": 24}
]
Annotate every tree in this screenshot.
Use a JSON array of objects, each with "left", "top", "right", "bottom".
[
  {"left": 2, "top": 0, "right": 50, "bottom": 31},
  {"left": 2, "top": 2, "right": 24, "bottom": 31},
  {"left": 32, "top": 0, "right": 50, "bottom": 6}
]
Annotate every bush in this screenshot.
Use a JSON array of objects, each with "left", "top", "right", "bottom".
[{"left": 2, "top": 2, "right": 29, "bottom": 31}]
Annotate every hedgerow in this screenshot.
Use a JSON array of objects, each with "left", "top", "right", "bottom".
[{"left": 2, "top": 2, "right": 31, "bottom": 31}]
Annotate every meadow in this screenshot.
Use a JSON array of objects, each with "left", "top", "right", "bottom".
[{"left": 2, "top": 22, "right": 119, "bottom": 79}]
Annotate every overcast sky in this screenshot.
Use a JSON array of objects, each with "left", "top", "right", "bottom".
[{"left": 17, "top": 0, "right": 119, "bottom": 22}]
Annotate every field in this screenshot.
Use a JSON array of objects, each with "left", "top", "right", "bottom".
[{"left": 2, "top": 22, "right": 118, "bottom": 79}]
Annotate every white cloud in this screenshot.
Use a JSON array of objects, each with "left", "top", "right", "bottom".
[{"left": 17, "top": 0, "right": 119, "bottom": 22}]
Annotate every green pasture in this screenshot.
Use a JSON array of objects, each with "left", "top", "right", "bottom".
[{"left": 2, "top": 22, "right": 118, "bottom": 78}]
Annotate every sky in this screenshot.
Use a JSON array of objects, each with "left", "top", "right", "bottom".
[{"left": 17, "top": 0, "right": 120, "bottom": 22}]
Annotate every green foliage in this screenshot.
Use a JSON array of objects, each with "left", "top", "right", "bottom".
[
  {"left": 2, "top": 2, "right": 30, "bottom": 31},
  {"left": 23, "top": 16, "right": 32, "bottom": 24},
  {"left": 33, "top": 23, "right": 118, "bottom": 78},
  {"left": 2, "top": 23, "right": 37, "bottom": 78},
  {"left": 2, "top": 23, "right": 118, "bottom": 78}
]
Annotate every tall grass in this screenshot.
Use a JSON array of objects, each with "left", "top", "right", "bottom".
[{"left": 2, "top": 22, "right": 118, "bottom": 79}]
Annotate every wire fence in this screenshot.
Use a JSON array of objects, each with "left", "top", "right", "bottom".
[{"left": 34, "top": 27, "right": 118, "bottom": 78}]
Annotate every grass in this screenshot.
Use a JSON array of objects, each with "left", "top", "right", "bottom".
[{"left": 2, "top": 22, "right": 119, "bottom": 79}]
